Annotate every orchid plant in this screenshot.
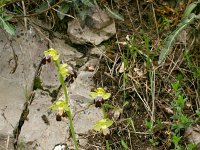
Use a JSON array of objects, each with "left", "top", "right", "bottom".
[
  {"left": 90, "top": 87, "right": 113, "bottom": 149},
  {"left": 42, "top": 48, "right": 78, "bottom": 150}
]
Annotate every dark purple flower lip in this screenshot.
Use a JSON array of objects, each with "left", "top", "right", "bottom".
[
  {"left": 94, "top": 96, "right": 104, "bottom": 107},
  {"left": 41, "top": 55, "right": 52, "bottom": 65},
  {"left": 55, "top": 109, "right": 66, "bottom": 121},
  {"left": 66, "top": 65, "right": 77, "bottom": 78}
]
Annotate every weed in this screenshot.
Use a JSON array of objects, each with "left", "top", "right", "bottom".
[{"left": 170, "top": 81, "right": 196, "bottom": 149}]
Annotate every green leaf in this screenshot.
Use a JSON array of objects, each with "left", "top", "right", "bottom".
[
  {"left": 123, "top": 101, "right": 129, "bottom": 107},
  {"left": 187, "top": 143, "right": 197, "bottom": 150},
  {"left": 35, "top": 0, "right": 54, "bottom": 13},
  {"left": 172, "top": 134, "right": 181, "bottom": 145},
  {"left": 57, "top": 2, "right": 70, "bottom": 20},
  {"left": 121, "top": 139, "right": 128, "bottom": 149},
  {"left": 0, "top": 0, "right": 11, "bottom": 6},
  {"left": 0, "top": 16, "right": 15, "bottom": 35},
  {"left": 158, "top": 13, "right": 196, "bottom": 64},
  {"left": 195, "top": 109, "right": 200, "bottom": 117},
  {"left": 183, "top": 1, "right": 200, "bottom": 19},
  {"left": 78, "top": 9, "right": 88, "bottom": 21},
  {"left": 3, "top": 15, "right": 13, "bottom": 21},
  {"left": 81, "top": 0, "right": 94, "bottom": 7},
  {"left": 105, "top": 6, "right": 124, "bottom": 21}
]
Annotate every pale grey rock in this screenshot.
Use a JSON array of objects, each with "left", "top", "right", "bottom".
[
  {"left": 0, "top": 135, "right": 14, "bottom": 150},
  {"left": 67, "top": 19, "right": 116, "bottom": 45},
  {"left": 0, "top": 23, "right": 48, "bottom": 147},
  {"left": 19, "top": 58, "right": 102, "bottom": 149},
  {"left": 185, "top": 126, "right": 200, "bottom": 146},
  {"left": 85, "top": 7, "right": 111, "bottom": 30},
  {"left": 0, "top": 22, "right": 103, "bottom": 150},
  {"left": 73, "top": 105, "right": 103, "bottom": 134},
  {"left": 78, "top": 138, "right": 88, "bottom": 147},
  {"left": 90, "top": 45, "right": 106, "bottom": 56},
  {"left": 18, "top": 90, "right": 69, "bottom": 150},
  {"left": 78, "top": 58, "right": 99, "bottom": 71}
]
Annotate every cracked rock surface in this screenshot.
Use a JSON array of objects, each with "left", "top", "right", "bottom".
[
  {"left": 0, "top": 22, "right": 105, "bottom": 149},
  {"left": 0, "top": 23, "right": 47, "bottom": 147}
]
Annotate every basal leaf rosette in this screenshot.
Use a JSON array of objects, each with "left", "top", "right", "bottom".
[{"left": 90, "top": 88, "right": 111, "bottom": 107}]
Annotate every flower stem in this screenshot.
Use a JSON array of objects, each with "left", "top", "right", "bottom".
[
  {"left": 106, "top": 140, "right": 110, "bottom": 150},
  {"left": 55, "top": 59, "right": 78, "bottom": 150}
]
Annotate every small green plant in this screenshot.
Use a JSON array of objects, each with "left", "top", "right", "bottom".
[
  {"left": 0, "top": 6, "right": 15, "bottom": 35},
  {"left": 170, "top": 81, "right": 196, "bottom": 149},
  {"left": 0, "top": 0, "right": 10, "bottom": 7},
  {"left": 43, "top": 48, "right": 78, "bottom": 150},
  {"left": 57, "top": 0, "right": 95, "bottom": 20}
]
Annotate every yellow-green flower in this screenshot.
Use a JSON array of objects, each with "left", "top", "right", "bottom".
[
  {"left": 90, "top": 88, "right": 111, "bottom": 107},
  {"left": 90, "top": 88, "right": 111, "bottom": 100},
  {"left": 51, "top": 100, "right": 69, "bottom": 112},
  {"left": 93, "top": 118, "right": 113, "bottom": 132},
  {"left": 60, "top": 64, "right": 70, "bottom": 77},
  {"left": 44, "top": 48, "right": 59, "bottom": 61}
]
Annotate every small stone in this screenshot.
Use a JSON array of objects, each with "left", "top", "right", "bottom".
[
  {"left": 85, "top": 7, "right": 111, "bottom": 30},
  {"left": 185, "top": 125, "right": 200, "bottom": 146},
  {"left": 78, "top": 138, "right": 88, "bottom": 147},
  {"left": 90, "top": 45, "right": 105, "bottom": 56},
  {"left": 67, "top": 19, "right": 116, "bottom": 45}
]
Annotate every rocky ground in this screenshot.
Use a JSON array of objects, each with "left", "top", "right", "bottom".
[
  {"left": 0, "top": 7, "right": 116, "bottom": 149},
  {"left": 0, "top": 1, "right": 200, "bottom": 150}
]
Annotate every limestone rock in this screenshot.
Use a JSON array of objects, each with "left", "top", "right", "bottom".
[
  {"left": 67, "top": 19, "right": 116, "bottom": 45},
  {"left": 0, "top": 135, "right": 14, "bottom": 150},
  {"left": 90, "top": 45, "right": 106, "bottom": 57},
  {"left": 185, "top": 125, "right": 200, "bottom": 147},
  {"left": 0, "top": 23, "right": 48, "bottom": 147},
  {"left": 85, "top": 7, "right": 112, "bottom": 30},
  {"left": 18, "top": 90, "right": 69, "bottom": 150}
]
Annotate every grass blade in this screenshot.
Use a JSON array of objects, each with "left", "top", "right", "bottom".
[{"left": 105, "top": 6, "right": 124, "bottom": 21}]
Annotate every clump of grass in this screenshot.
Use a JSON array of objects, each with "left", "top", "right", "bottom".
[{"left": 170, "top": 80, "right": 198, "bottom": 149}]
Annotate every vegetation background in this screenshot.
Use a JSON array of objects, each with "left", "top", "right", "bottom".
[{"left": 0, "top": 0, "right": 200, "bottom": 149}]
